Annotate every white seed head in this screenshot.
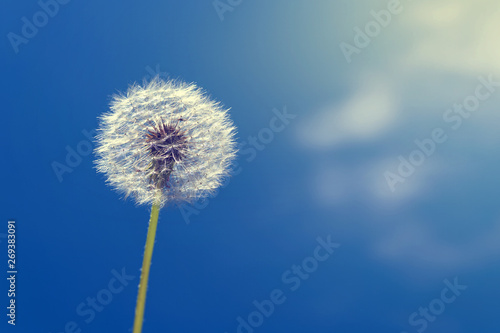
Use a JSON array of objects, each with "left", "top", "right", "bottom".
[{"left": 94, "top": 77, "right": 237, "bottom": 207}]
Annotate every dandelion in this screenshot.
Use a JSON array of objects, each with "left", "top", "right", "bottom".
[{"left": 94, "top": 77, "right": 237, "bottom": 333}]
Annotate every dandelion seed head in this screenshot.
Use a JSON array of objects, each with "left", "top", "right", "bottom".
[{"left": 95, "top": 77, "right": 237, "bottom": 207}]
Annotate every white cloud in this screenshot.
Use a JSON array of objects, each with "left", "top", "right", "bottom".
[
  {"left": 297, "top": 75, "right": 398, "bottom": 149},
  {"left": 296, "top": 0, "right": 500, "bottom": 275},
  {"left": 373, "top": 217, "right": 500, "bottom": 275},
  {"left": 308, "top": 157, "right": 447, "bottom": 210},
  {"left": 399, "top": 0, "right": 500, "bottom": 75}
]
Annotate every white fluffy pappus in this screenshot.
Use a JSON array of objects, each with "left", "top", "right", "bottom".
[{"left": 94, "top": 77, "right": 238, "bottom": 207}]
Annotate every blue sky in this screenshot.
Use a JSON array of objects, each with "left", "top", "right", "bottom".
[{"left": 2, "top": 0, "right": 500, "bottom": 332}]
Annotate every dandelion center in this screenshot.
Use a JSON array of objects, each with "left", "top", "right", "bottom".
[{"left": 145, "top": 119, "right": 188, "bottom": 189}]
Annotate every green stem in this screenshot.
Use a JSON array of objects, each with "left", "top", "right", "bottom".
[{"left": 133, "top": 198, "right": 161, "bottom": 333}]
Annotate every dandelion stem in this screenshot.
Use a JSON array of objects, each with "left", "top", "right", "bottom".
[{"left": 133, "top": 197, "right": 161, "bottom": 333}]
